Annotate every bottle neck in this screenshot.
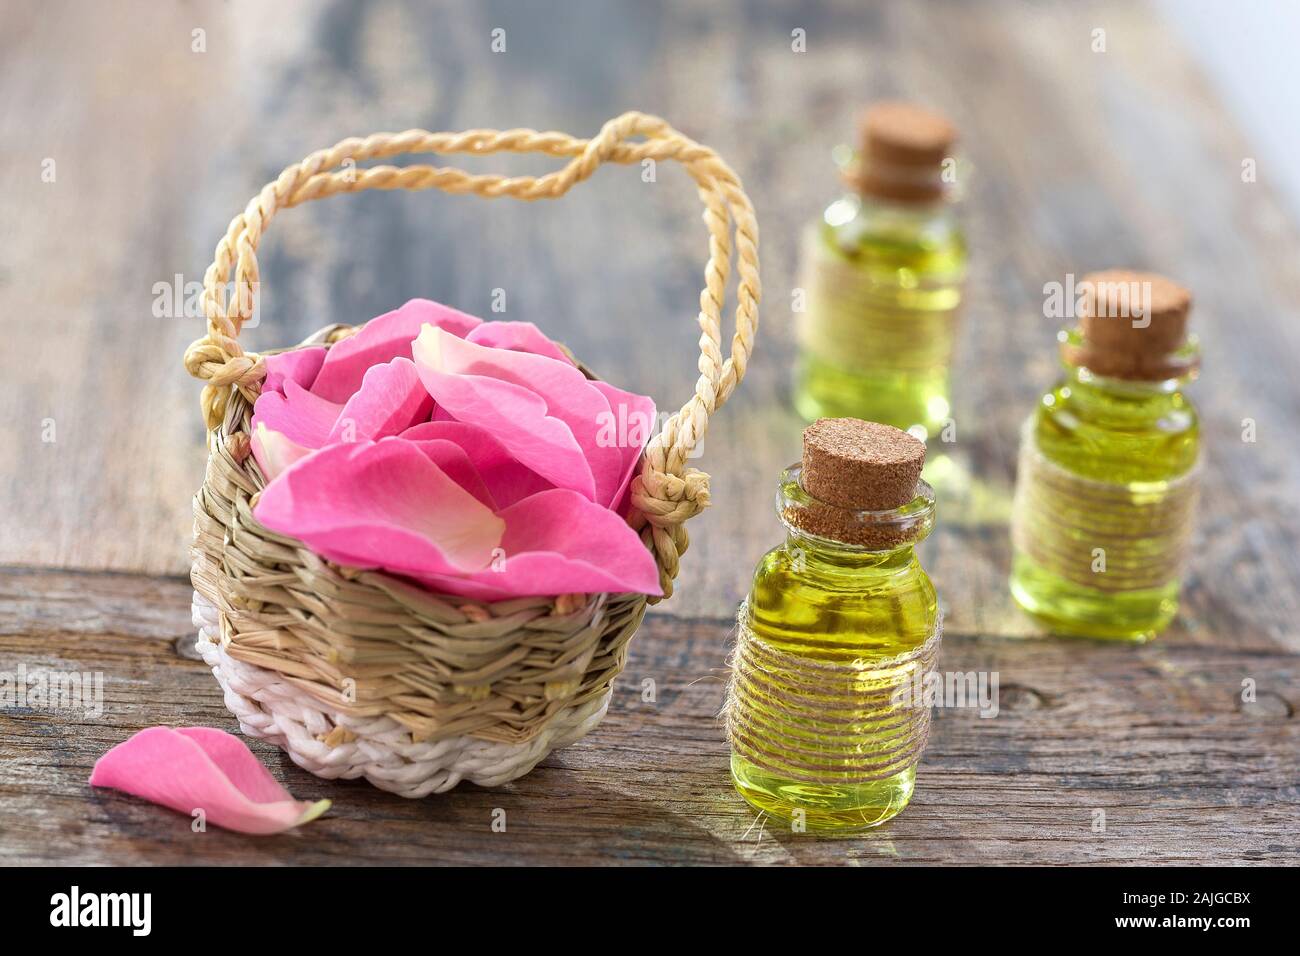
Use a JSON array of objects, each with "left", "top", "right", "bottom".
[
  {"left": 1061, "top": 360, "right": 1189, "bottom": 410},
  {"left": 775, "top": 464, "right": 935, "bottom": 556},
  {"left": 825, "top": 191, "right": 963, "bottom": 268},
  {"left": 1055, "top": 326, "right": 1200, "bottom": 389},
  {"left": 1040, "top": 358, "right": 1200, "bottom": 482},
  {"left": 844, "top": 146, "right": 958, "bottom": 206},
  {"left": 832, "top": 189, "right": 958, "bottom": 230},
  {"left": 784, "top": 526, "right": 916, "bottom": 569}
]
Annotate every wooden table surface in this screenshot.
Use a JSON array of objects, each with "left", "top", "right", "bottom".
[{"left": 1, "top": 0, "right": 1297, "bottom": 865}]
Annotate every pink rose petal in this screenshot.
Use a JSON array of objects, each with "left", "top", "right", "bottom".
[
  {"left": 402, "top": 437, "right": 497, "bottom": 510},
  {"left": 254, "top": 439, "right": 505, "bottom": 575},
  {"left": 414, "top": 488, "right": 662, "bottom": 600},
  {"left": 312, "top": 299, "right": 482, "bottom": 403},
  {"left": 427, "top": 330, "right": 626, "bottom": 506},
  {"left": 413, "top": 326, "right": 598, "bottom": 501},
  {"left": 402, "top": 420, "right": 554, "bottom": 509},
  {"left": 590, "top": 381, "right": 656, "bottom": 512},
  {"left": 466, "top": 321, "right": 575, "bottom": 365},
  {"left": 262, "top": 346, "right": 326, "bottom": 395},
  {"left": 250, "top": 379, "right": 343, "bottom": 449},
  {"left": 328, "top": 357, "right": 433, "bottom": 443},
  {"left": 89, "top": 727, "right": 329, "bottom": 835},
  {"left": 172, "top": 727, "right": 293, "bottom": 804},
  {"left": 251, "top": 422, "right": 314, "bottom": 482},
  {"left": 242, "top": 303, "right": 661, "bottom": 603}
]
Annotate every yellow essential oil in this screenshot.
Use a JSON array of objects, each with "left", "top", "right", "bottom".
[
  {"left": 795, "top": 102, "right": 967, "bottom": 441},
  {"left": 1010, "top": 271, "right": 1201, "bottom": 642},
  {"left": 726, "top": 419, "right": 941, "bottom": 831}
]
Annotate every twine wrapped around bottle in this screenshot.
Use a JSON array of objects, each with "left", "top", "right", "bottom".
[
  {"left": 798, "top": 225, "right": 963, "bottom": 375},
  {"left": 180, "top": 112, "right": 761, "bottom": 796},
  {"left": 724, "top": 603, "right": 942, "bottom": 785},
  {"left": 1011, "top": 423, "right": 1200, "bottom": 593}
]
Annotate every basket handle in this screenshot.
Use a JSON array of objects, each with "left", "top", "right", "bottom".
[{"left": 183, "top": 112, "right": 760, "bottom": 597}]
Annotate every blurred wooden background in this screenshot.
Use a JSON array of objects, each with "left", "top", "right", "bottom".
[
  {"left": 1, "top": 0, "right": 1296, "bottom": 864},
  {"left": 4, "top": 0, "right": 1300, "bottom": 630}
]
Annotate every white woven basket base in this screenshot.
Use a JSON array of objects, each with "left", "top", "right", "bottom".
[{"left": 192, "top": 593, "right": 610, "bottom": 797}]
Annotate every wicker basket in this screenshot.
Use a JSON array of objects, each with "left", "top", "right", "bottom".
[{"left": 182, "top": 112, "right": 760, "bottom": 796}]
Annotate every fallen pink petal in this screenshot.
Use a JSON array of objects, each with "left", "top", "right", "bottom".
[{"left": 89, "top": 727, "right": 330, "bottom": 835}]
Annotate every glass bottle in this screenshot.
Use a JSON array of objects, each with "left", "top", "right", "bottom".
[
  {"left": 794, "top": 102, "right": 967, "bottom": 442},
  {"left": 726, "top": 418, "right": 941, "bottom": 831},
  {"left": 1010, "top": 270, "right": 1201, "bottom": 642}
]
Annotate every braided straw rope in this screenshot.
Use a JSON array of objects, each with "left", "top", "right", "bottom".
[
  {"left": 725, "top": 604, "right": 942, "bottom": 785},
  {"left": 181, "top": 114, "right": 761, "bottom": 794}
]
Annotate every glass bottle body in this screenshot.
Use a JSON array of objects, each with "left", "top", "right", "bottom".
[
  {"left": 730, "top": 478, "right": 939, "bottom": 831},
  {"left": 1009, "top": 355, "right": 1200, "bottom": 641},
  {"left": 794, "top": 192, "right": 967, "bottom": 440}
]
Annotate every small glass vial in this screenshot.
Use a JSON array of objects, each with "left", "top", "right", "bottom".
[
  {"left": 726, "top": 418, "right": 941, "bottom": 831},
  {"left": 794, "top": 102, "right": 968, "bottom": 442},
  {"left": 1010, "top": 270, "right": 1201, "bottom": 642}
]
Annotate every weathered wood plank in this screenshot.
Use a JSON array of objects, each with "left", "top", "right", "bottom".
[
  {"left": 1, "top": 568, "right": 1294, "bottom": 865},
  {"left": 1, "top": 0, "right": 1297, "bottom": 640}
]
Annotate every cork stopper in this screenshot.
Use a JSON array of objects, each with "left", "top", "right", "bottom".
[
  {"left": 787, "top": 419, "right": 929, "bottom": 549},
  {"left": 1065, "top": 270, "right": 1195, "bottom": 380},
  {"left": 849, "top": 102, "right": 957, "bottom": 203}
]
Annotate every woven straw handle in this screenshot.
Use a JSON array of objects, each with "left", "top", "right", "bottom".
[{"left": 183, "top": 112, "right": 760, "bottom": 596}]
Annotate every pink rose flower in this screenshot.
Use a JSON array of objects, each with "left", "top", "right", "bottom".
[
  {"left": 248, "top": 299, "right": 660, "bottom": 601},
  {"left": 90, "top": 727, "right": 329, "bottom": 835}
]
